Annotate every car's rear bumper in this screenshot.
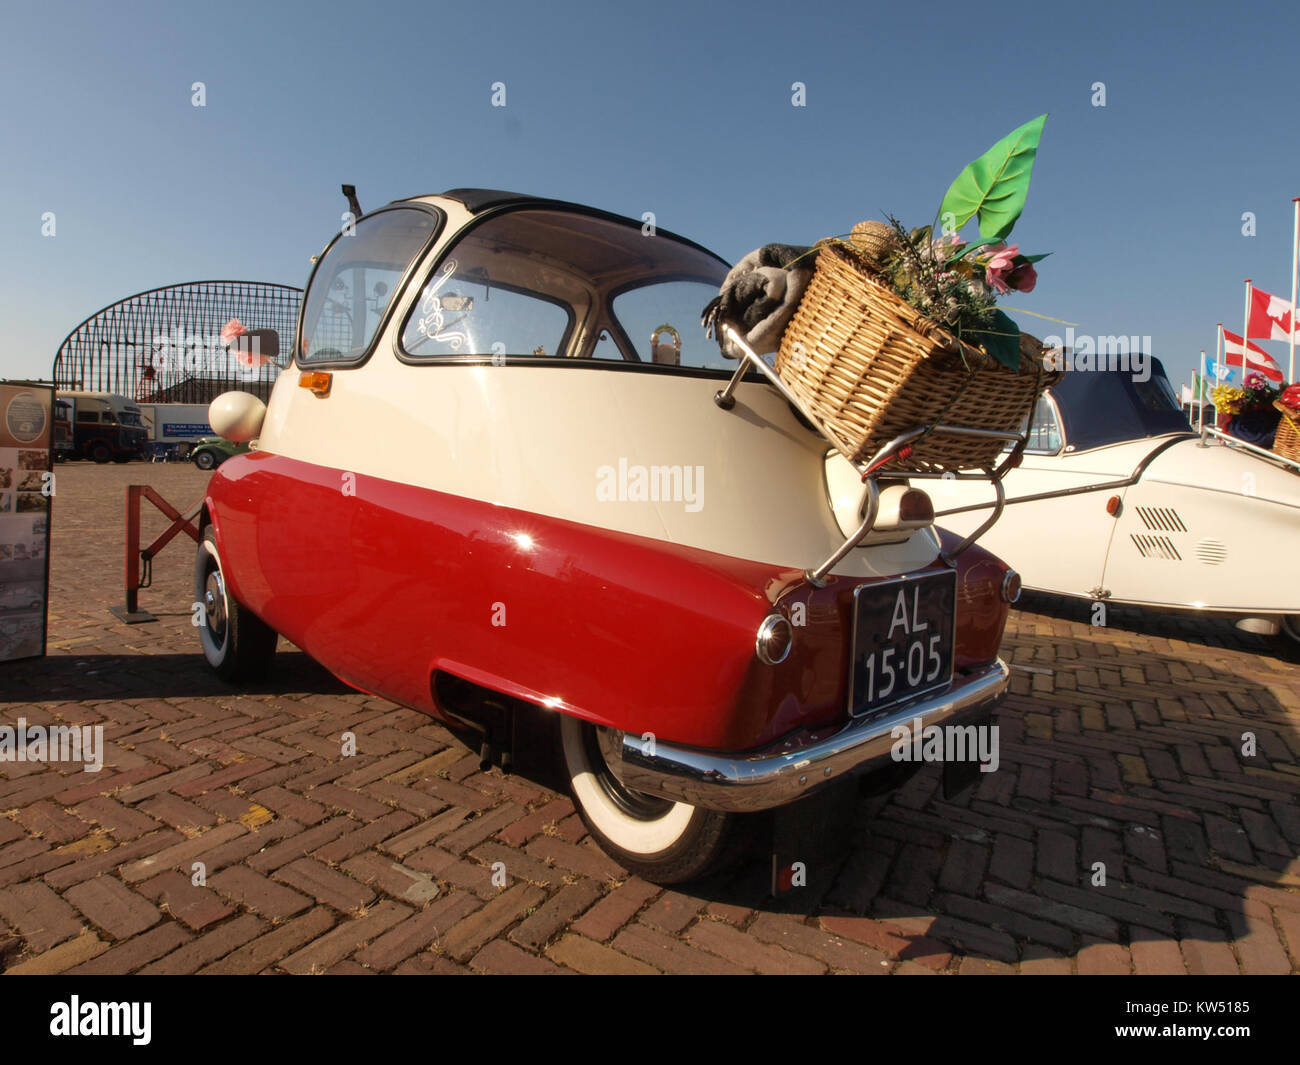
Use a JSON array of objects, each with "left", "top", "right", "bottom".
[{"left": 607, "top": 659, "right": 1010, "bottom": 812}]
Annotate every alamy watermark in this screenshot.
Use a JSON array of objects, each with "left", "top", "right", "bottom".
[
  {"left": 148, "top": 330, "right": 271, "bottom": 381},
  {"left": 50, "top": 997, "right": 150, "bottom": 1045},
  {"left": 1040, "top": 328, "right": 1151, "bottom": 382},
  {"left": 596, "top": 459, "right": 704, "bottom": 512},
  {"left": 0, "top": 717, "right": 103, "bottom": 772},
  {"left": 890, "top": 716, "right": 1000, "bottom": 773}
]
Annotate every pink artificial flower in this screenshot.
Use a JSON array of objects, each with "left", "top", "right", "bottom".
[
  {"left": 984, "top": 243, "right": 1019, "bottom": 294},
  {"left": 220, "top": 318, "right": 248, "bottom": 344},
  {"left": 1008, "top": 261, "right": 1037, "bottom": 293},
  {"left": 1244, "top": 371, "right": 1267, "bottom": 390}
]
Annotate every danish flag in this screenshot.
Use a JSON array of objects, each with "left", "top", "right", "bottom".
[
  {"left": 1221, "top": 329, "right": 1284, "bottom": 382},
  {"left": 1247, "top": 286, "right": 1300, "bottom": 343}
]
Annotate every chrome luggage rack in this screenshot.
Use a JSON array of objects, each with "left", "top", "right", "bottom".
[
  {"left": 713, "top": 324, "right": 1028, "bottom": 586},
  {"left": 1198, "top": 425, "right": 1300, "bottom": 475}
]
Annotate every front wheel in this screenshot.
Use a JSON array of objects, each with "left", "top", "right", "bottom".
[
  {"left": 194, "top": 450, "right": 217, "bottom": 471},
  {"left": 558, "top": 715, "right": 749, "bottom": 884},
  {"left": 195, "top": 526, "right": 277, "bottom": 681}
]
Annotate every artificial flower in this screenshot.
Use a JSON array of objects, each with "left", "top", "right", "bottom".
[
  {"left": 984, "top": 244, "right": 1020, "bottom": 294},
  {"left": 1008, "top": 262, "right": 1038, "bottom": 293}
]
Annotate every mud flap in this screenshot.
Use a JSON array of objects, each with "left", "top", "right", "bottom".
[
  {"left": 770, "top": 778, "right": 858, "bottom": 897},
  {"left": 942, "top": 707, "right": 994, "bottom": 799}
]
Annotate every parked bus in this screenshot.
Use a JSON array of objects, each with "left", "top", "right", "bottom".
[
  {"left": 52, "top": 397, "right": 74, "bottom": 461},
  {"left": 59, "top": 391, "right": 149, "bottom": 462}
]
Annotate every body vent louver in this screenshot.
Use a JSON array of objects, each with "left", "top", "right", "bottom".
[
  {"left": 1130, "top": 534, "right": 1182, "bottom": 561},
  {"left": 1135, "top": 506, "right": 1187, "bottom": 532},
  {"left": 1195, "top": 538, "right": 1228, "bottom": 565}
]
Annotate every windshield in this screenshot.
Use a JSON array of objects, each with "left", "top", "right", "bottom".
[
  {"left": 400, "top": 207, "right": 729, "bottom": 369},
  {"left": 300, "top": 207, "right": 439, "bottom": 364}
]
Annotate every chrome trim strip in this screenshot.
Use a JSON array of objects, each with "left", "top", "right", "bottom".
[{"left": 611, "top": 659, "right": 1009, "bottom": 813}]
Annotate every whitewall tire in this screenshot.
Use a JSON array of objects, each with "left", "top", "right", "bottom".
[
  {"left": 195, "top": 526, "right": 277, "bottom": 681},
  {"left": 558, "top": 714, "right": 748, "bottom": 883}
]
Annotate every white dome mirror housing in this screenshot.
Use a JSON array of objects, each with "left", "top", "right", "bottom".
[{"left": 209, "top": 391, "right": 266, "bottom": 442}]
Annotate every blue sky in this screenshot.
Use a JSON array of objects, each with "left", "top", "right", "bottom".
[{"left": 3, "top": 0, "right": 1300, "bottom": 388}]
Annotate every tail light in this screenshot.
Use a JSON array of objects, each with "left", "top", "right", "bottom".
[
  {"left": 1001, "top": 570, "right": 1022, "bottom": 603},
  {"left": 755, "top": 615, "right": 793, "bottom": 665},
  {"left": 937, "top": 531, "right": 1011, "bottom": 668},
  {"left": 897, "top": 488, "right": 934, "bottom": 524}
]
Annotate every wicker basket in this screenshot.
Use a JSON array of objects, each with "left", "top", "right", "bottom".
[
  {"left": 1274, "top": 401, "right": 1300, "bottom": 461},
  {"left": 774, "top": 242, "right": 1060, "bottom": 471}
]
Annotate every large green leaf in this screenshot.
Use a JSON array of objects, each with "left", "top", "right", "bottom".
[
  {"left": 963, "top": 310, "right": 1022, "bottom": 372},
  {"left": 939, "top": 115, "right": 1047, "bottom": 241}
]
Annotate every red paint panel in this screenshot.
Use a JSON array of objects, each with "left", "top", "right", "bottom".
[{"left": 206, "top": 453, "right": 1010, "bottom": 752}]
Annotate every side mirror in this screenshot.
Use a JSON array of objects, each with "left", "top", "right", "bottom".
[{"left": 228, "top": 328, "right": 280, "bottom": 366}]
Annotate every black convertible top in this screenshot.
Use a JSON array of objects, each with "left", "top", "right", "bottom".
[
  {"left": 1051, "top": 356, "right": 1193, "bottom": 451},
  {"left": 438, "top": 188, "right": 536, "bottom": 212}
]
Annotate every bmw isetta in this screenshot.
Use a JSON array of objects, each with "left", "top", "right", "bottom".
[{"left": 196, "top": 189, "right": 1020, "bottom": 882}]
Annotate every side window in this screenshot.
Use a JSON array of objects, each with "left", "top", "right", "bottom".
[
  {"left": 612, "top": 281, "right": 732, "bottom": 371},
  {"left": 589, "top": 329, "right": 625, "bottom": 361},
  {"left": 76, "top": 410, "right": 99, "bottom": 423},
  {"left": 1025, "top": 395, "right": 1063, "bottom": 453},
  {"left": 402, "top": 263, "right": 571, "bottom": 359},
  {"left": 299, "top": 208, "right": 438, "bottom": 364}
]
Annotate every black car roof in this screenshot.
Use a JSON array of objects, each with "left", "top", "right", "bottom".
[
  {"left": 1051, "top": 355, "right": 1193, "bottom": 451},
  {"left": 437, "top": 188, "right": 537, "bottom": 212},
  {"left": 391, "top": 189, "right": 728, "bottom": 265}
]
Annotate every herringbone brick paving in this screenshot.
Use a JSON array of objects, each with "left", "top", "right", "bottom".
[{"left": 1, "top": 463, "right": 1297, "bottom": 973}]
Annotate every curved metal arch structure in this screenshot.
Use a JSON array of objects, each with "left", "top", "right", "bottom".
[{"left": 52, "top": 280, "right": 302, "bottom": 405}]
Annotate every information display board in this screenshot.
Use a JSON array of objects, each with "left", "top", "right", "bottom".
[{"left": 0, "top": 382, "right": 53, "bottom": 662}]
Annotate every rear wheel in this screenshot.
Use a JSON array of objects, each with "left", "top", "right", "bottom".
[
  {"left": 195, "top": 526, "right": 277, "bottom": 681},
  {"left": 558, "top": 715, "right": 748, "bottom": 883},
  {"left": 90, "top": 442, "right": 110, "bottom": 464},
  {"left": 194, "top": 450, "right": 217, "bottom": 471}
]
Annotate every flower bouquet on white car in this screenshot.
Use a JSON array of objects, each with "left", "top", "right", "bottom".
[{"left": 704, "top": 115, "right": 1062, "bottom": 473}]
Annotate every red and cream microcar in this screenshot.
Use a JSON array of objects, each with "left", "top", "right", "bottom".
[{"left": 197, "top": 189, "right": 1018, "bottom": 882}]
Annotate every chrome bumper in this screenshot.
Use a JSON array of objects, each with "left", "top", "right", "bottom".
[{"left": 609, "top": 659, "right": 1010, "bottom": 813}]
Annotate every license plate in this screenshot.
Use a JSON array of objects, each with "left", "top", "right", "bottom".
[{"left": 849, "top": 570, "right": 956, "bottom": 716}]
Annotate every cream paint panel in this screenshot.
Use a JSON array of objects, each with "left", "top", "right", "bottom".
[
  {"left": 934, "top": 435, "right": 1300, "bottom": 611},
  {"left": 931, "top": 442, "right": 1159, "bottom": 596},
  {"left": 259, "top": 354, "right": 939, "bottom": 577},
  {"left": 1101, "top": 476, "right": 1300, "bottom": 613},
  {"left": 1144, "top": 437, "right": 1300, "bottom": 507},
  {"left": 257, "top": 193, "right": 938, "bottom": 577}
]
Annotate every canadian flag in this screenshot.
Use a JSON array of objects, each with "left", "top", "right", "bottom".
[
  {"left": 1247, "top": 286, "right": 1300, "bottom": 342},
  {"left": 1222, "top": 328, "right": 1284, "bottom": 382}
]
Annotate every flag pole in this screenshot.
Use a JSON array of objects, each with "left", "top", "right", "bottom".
[
  {"left": 1216, "top": 323, "right": 1225, "bottom": 427},
  {"left": 1290, "top": 198, "right": 1299, "bottom": 382},
  {"left": 1243, "top": 279, "right": 1252, "bottom": 385},
  {"left": 1198, "top": 348, "right": 1207, "bottom": 430}
]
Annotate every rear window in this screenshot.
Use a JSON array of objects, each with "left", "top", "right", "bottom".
[{"left": 399, "top": 207, "right": 727, "bottom": 368}]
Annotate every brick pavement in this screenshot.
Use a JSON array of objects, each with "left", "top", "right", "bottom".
[{"left": 0, "top": 462, "right": 1297, "bottom": 974}]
